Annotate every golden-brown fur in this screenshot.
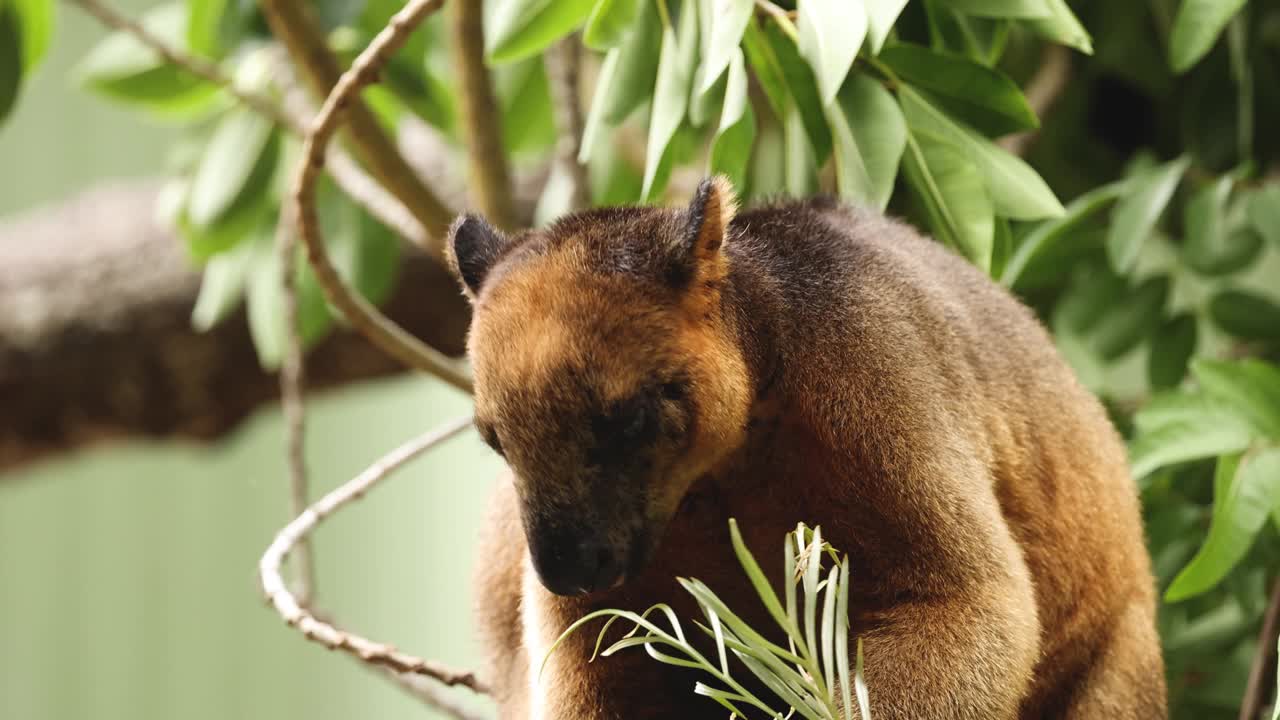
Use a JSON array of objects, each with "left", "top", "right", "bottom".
[{"left": 453, "top": 179, "right": 1165, "bottom": 719}]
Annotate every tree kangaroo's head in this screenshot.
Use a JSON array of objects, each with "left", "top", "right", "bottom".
[{"left": 447, "top": 177, "right": 752, "bottom": 597}]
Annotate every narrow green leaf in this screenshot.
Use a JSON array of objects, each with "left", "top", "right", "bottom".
[
  {"left": 1248, "top": 185, "right": 1280, "bottom": 249},
  {"left": 990, "top": 216, "right": 1013, "bottom": 279},
  {"left": 191, "top": 237, "right": 254, "bottom": 331},
  {"left": 1087, "top": 276, "right": 1168, "bottom": 361},
  {"left": 486, "top": 0, "right": 595, "bottom": 65},
  {"left": 741, "top": 17, "right": 789, "bottom": 121},
  {"left": 188, "top": 108, "right": 277, "bottom": 227},
  {"left": 76, "top": 4, "right": 220, "bottom": 114},
  {"left": 943, "top": 0, "right": 1050, "bottom": 18},
  {"left": 826, "top": 73, "right": 906, "bottom": 210},
  {"left": 835, "top": 557, "right": 853, "bottom": 720},
  {"left": 1023, "top": 0, "right": 1092, "bottom": 54},
  {"left": 187, "top": 0, "right": 227, "bottom": 57},
  {"left": 1208, "top": 291, "right": 1280, "bottom": 342},
  {"left": 803, "top": 526, "right": 823, "bottom": 665},
  {"left": 1169, "top": 0, "right": 1247, "bottom": 73},
  {"left": 854, "top": 638, "right": 871, "bottom": 720},
  {"left": 762, "top": 17, "right": 832, "bottom": 161},
  {"left": 1166, "top": 449, "right": 1280, "bottom": 601},
  {"left": 708, "top": 50, "right": 757, "bottom": 190},
  {"left": 1129, "top": 414, "right": 1253, "bottom": 479},
  {"left": 728, "top": 519, "right": 792, "bottom": 639},
  {"left": 880, "top": 43, "right": 1038, "bottom": 135},
  {"left": 866, "top": 0, "right": 910, "bottom": 54},
  {"left": 699, "top": 0, "right": 754, "bottom": 93},
  {"left": 1192, "top": 359, "right": 1280, "bottom": 439},
  {"left": 0, "top": 5, "right": 21, "bottom": 127},
  {"left": 583, "top": 0, "right": 640, "bottom": 50},
  {"left": 899, "top": 86, "right": 1064, "bottom": 220},
  {"left": 1053, "top": 264, "right": 1126, "bottom": 335},
  {"left": 1182, "top": 175, "right": 1232, "bottom": 273},
  {"left": 1134, "top": 390, "right": 1255, "bottom": 436},
  {"left": 1001, "top": 181, "right": 1124, "bottom": 288},
  {"left": 1106, "top": 155, "right": 1189, "bottom": 272},
  {"left": 902, "top": 130, "right": 995, "bottom": 269},
  {"left": 820, "top": 565, "right": 839, "bottom": 701},
  {"left": 246, "top": 229, "right": 286, "bottom": 369},
  {"left": 784, "top": 105, "right": 819, "bottom": 196},
  {"left": 12, "top": 0, "right": 53, "bottom": 70},
  {"left": 579, "top": 48, "right": 621, "bottom": 164},
  {"left": 1148, "top": 314, "right": 1197, "bottom": 390},
  {"left": 642, "top": 10, "right": 697, "bottom": 201},
  {"left": 497, "top": 59, "right": 556, "bottom": 154},
  {"left": 797, "top": 0, "right": 866, "bottom": 106}
]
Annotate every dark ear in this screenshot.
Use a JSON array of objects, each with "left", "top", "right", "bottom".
[
  {"left": 446, "top": 214, "right": 508, "bottom": 300},
  {"left": 674, "top": 176, "right": 738, "bottom": 278}
]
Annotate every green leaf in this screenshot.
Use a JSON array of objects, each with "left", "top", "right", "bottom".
[
  {"left": 187, "top": 0, "right": 228, "bottom": 57},
  {"left": 246, "top": 229, "right": 285, "bottom": 369},
  {"left": 486, "top": 0, "right": 594, "bottom": 65},
  {"left": 1023, "top": 0, "right": 1092, "bottom": 54},
  {"left": 642, "top": 9, "right": 697, "bottom": 201},
  {"left": 1166, "top": 449, "right": 1280, "bottom": 601},
  {"left": 1169, "top": 0, "right": 1247, "bottom": 74},
  {"left": 191, "top": 238, "right": 254, "bottom": 331},
  {"left": 76, "top": 4, "right": 221, "bottom": 115},
  {"left": 0, "top": 5, "right": 21, "bottom": 127},
  {"left": 728, "top": 519, "right": 792, "bottom": 638},
  {"left": 1182, "top": 175, "right": 1232, "bottom": 272},
  {"left": 1192, "top": 359, "right": 1280, "bottom": 439},
  {"left": 899, "top": 86, "right": 1063, "bottom": 220},
  {"left": 784, "top": 105, "right": 819, "bottom": 196},
  {"left": 762, "top": 17, "right": 832, "bottom": 162},
  {"left": 708, "top": 50, "right": 757, "bottom": 190},
  {"left": 1248, "top": 185, "right": 1280, "bottom": 250},
  {"left": 880, "top": 43, "right": 1037, "bottom": 136},
  {"left": 698, "top": 0, "right": 754, "bottom": 93},
  {"left": 578, "top": 0, "right": 661, "bottom": 163},
  {"left": 826, "top": 72, "right": 906, "bottom": 210},
  {"left": 1088, "top": 276, "right": 1168, "bottom": 361},
  {"left": 1001, "top": 181, "right": 1125, "bottom": 288},
  {"left": 902, "top": 130, "right": 995, "bottom": 270},
  {"left": 1148, "top": 314, "right": 1197, "bottom": 390},
  {"left": 741, "top": 17, "right": 788, "bottom": 120},
  {"left": 1054, "top": 264, "right": 1125, "bottom": 334},
  {"left": 12, "top": 0, "right": 54, "bottom": 70},
  {"left": 1208, "top": 291, "right": 1280, "bottom": 343},
  {"left": 942, "top": 0, "right": 1050, "bottom": 18},
  {"left": 188, "top": 108, "right": 277, "bottom": 227},
  {"left": 1106, "top": 156, "right": 1189, "bottom": 273},
  {"left": 382, "top": 57, "right": 455, "bottom": 134},
  {"left": 583, "top": 0, "right": 640, "bottom": 50},
  {"left": 1129, "top": 412, "right": 1252, "bottom": 479},
  {"left": 866, "top": 0, "right": 910, "bottom": 54},
  {"left": 796, "top": 0, "right": 865, "bottom": 106},
  {"left": 1135, "top": 390, "right": 1254, "bottom": 435},
  {"left": 497, "top": 59, "right": 556, "bottom": 154}
]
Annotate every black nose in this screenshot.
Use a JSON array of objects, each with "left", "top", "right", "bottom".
[{"left": 529, "top": 526, "right": 623, "bottom": 597}]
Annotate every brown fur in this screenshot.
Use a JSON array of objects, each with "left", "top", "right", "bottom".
[{"left": 452, "top": 179, "right": 1166, "bottom": 719}]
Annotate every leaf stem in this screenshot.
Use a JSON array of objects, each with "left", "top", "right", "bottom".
[{"left": 755, "top": 0, "right": 798, "bottom": 43}]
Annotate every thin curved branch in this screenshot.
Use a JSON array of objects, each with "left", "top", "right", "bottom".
[
  {"left": 545, "top": 34, "right": 591, "bottom": 212},
  {"left": 258, "top": 0, "right": 456, "bottom": 248},
  {"left": 258, "top": 414, "right": 488, "bottom": 694},
  {"left": 289, "top": 0, "right": 472, "bottom": 391},
  {"left": 67, "top": 0, "right": 432, "bottom": 251},
  {"left": 1239, "top": 577, "right": 1280, "bottom": 720},
  {"left": 450, "top": 0, "right": 518, "bottom": 230},
  {"left": 1000, "top": 44, "right": 1071, "bottom": 157}
]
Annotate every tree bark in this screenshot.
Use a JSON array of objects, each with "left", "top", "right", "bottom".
[{"left": 0, "top": 179, "right": 471, "bottom": 472}]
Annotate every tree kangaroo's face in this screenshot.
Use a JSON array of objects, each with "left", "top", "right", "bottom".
[{"left": 447, "top": 178, "right": 751, "bottom": 596}]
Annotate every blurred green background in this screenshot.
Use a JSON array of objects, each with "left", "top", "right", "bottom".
[{"left": 0, "top": 6, "right": 497, "bottom": 717}]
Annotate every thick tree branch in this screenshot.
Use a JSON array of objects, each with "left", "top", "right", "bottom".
[
  {"left": 0, "top": 180, "right": 470, "bottom": 472},
  {"left": 290, "top": 0, "right": 472, "bottom": 391},
  {"left": 450, "top": 0, "right": 518, "bottom": 230},
  {"left": 258, "top": 415, "right": 487, "bottom": 694},
  {"left": 545, "top": 34, "right": 591, "bottom": 212},
  {"left": 258, "top": 0, "right": 456, "bottom": 249}
]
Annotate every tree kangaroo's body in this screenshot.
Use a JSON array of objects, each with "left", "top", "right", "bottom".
[{"left": 460, "top": 188, "right": 1165, "bottom": 719}]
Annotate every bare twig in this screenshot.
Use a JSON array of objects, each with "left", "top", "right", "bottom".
[
  {"left": 1000, "top": 44, "right": 1071, "bottom": 157},
  {"left": 450, "top": 0, "right": 518, "bottom": 230},
  {"left": 289, "top": 0, "right": 472, "bottom": 391},
  {"left": 1239, "top": 577, "right": 1280, "bottom": 720},
  {"left": 544, "top": 34, "right": 591, "bottom": 212},
  {"left": 258, "top": 0, "right": 456, "bottom": 247},
  {"left": 381, "top": 668, "right": 489, "bottom": 720},
  {"left": 258, "top": 414, "right": 487, "bottom": 693},
  {"left": 275, "top": 220, "right": 315, "bottom": 606},
  {"left": 67, "top": 0, "right": 434, "bottom": 252}
]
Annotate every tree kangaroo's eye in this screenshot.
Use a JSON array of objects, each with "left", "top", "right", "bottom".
[{"left": 621, "top": 402, "right": 649, "bottom": 439}]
